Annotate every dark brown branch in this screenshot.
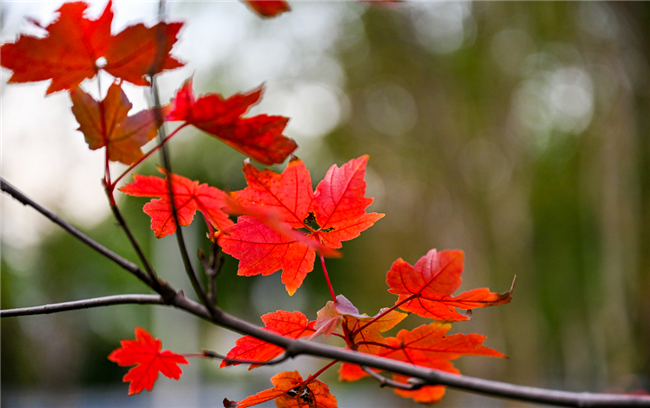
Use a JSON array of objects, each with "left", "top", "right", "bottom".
[
  {"left": 1, "top": 178, "right": 153, "bottom": 286},
  {"left": 0, "top": 294, "right": 164, "bottom": 317}
]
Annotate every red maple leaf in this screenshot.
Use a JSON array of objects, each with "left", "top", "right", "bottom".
[
  {"left": 69, "top": 82, "right": 159, "bottom": 165},
  {"left": 0, "top": 1, "right": 183, "bottom": 95},
  {"left": 120, "top": 169, "right": 233, "bottom": 238},
  {"left": 165, "top": 78, "right": 297, "bottom": 165},
  {"left": 313, "top": 294, "right": 406, "bottom": 342},
  {"left": 108, "top": 327, "right": 189, "bottom": 395},
  {"left": 218, "top": 156, "right": 384, "bottom": 295},
  {"left": 386, "top": 249, "right": 514, "bottom": 321},
  {"left": 242, "top": 1, "right": 291, "bottom": 17},
  {"left": 220, "top": 310, "right": 315, "bottom": 369},
  {"left": 223, "top": 371, "right": 337, "bottom": 408},
  {"left": 339, "top": 321, "right": 504, "bottom": 403}
]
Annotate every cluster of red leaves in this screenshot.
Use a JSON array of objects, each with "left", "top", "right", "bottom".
[
  {"left": 219, "top": 249, "right": 512, "bottom": 405},
  {"left": 0, "top": 1, "right": 297, "bottom": 167},
  {"left": 2, "top": 1, "right": 513, "bottom": 406},
  {"left": 0, "top": 1, "right": 182, "bottom": 95}
]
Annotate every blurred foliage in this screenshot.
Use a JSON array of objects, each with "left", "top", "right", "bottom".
[{"left": 2, "top": 1, "right": 650, "bottom": 407}]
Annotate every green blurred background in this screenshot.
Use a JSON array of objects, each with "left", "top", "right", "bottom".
[{"left": 2, "top": 1, "right": 649, "bottom": 407}]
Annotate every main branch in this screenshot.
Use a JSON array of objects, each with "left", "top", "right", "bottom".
[{"left": 2, "top": 285, "right": 649, "bottom": 407}]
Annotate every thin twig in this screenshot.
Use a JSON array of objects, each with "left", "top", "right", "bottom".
[
  {"left": 150, "top": 78, "right": 211, "bottom": 311},
  {"left": 198, "top": 240, "right": 224, "bottom": 306},
  {"left": 201, "top": 350, "right": 293, "bottom": 367},
  {"left": 361, "top": 365, "right": 425, "bottom": 390},
  {"left": 147, "top": 6, "right": 211, "bottom": 312},
  {"left": 1, "top": 178, "right": 152, "bottom": 286},
  {"left": 0, "top": 294, "right": 163, "bottom": 318},
  {"left": 106, "top": 193, "right": 158, "bottom": 282}
]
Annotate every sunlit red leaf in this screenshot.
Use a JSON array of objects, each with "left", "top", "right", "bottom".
[
  {"left": 339, "top": 321, "right": 504, "bottom": 391},
  {"left": 220, "top": 310, "right": 315, "bottom": 369},
  {"left": 165, "top": 78, "right": 297, "bottom": 165},
  {"left": 70, "top": 82, "right": 158, "bottom": 165},
  {"left": 386, "top": 249, "right": 513, "bottom": 321},
  {"left": 0, "top": 1, "right": 183, "bottom": 94},
  {"left": 219, "top": 156, "right": 383, "bottom": 295},
  {"left": 312, "top": 156, "right": 384, "bottom": 248},
  {"left": 104, "top": 22, "right": 183, "bottom": 85},
  {"left": 120, "top": 170, "right": 233, "bottom": 238},
  {"left": 243, "top": 1, "right": 291, "bottom": 18},
  {"left": 108, "top": 327, "right": 188, "bottom": 395},
  {"left": 224, "top": 371, "right": 337, "bottom": 408},
  {"left": 234, "top": 158, "right": 313, "bottom": 228}
]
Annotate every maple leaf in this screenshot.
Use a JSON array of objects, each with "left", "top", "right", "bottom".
[
  {"left": 313, "top": 294, "right": 406, "bottom": 342},
  {"left": 224, "top": 371, "right": 337, "bottom": 408},
  {"left": 120, "top": 169, "right": 233, "bottom": 238},
  {"left": 218, "top": 156, "right": 384, "bottom": 295},
  {"left": 165, "top": 78, "right": 297, "bottom": 165},
  {"left": 0, "top": 1, "right": 183, "bottom": 95},
  {"left": 339, "top": 321, "right": 504, "bottom": 403},
  {"left": 108, "top": 327, "right": 189, "bottom": 395},
  {"left": 69, "top": 82, "right": 159, "bottom": 165},
  {"left": 242, "top": 1, "right": 291, "bottom": 18},
  {"left": 220, "top": 310, "right": 315, "bottom": 369},
  {"left": 386, "top": 249, "right": 514, "bottom": 321}
]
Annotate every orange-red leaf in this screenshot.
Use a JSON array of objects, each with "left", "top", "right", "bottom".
[
  {"left": 104, "top": 22, "right": 183, "bottom": 85},
  {"left": 339, "top": 321, "right": 504, "bottom": 403},
  {"left": 0, "top": 1, "right": 183, "bottom": 94},
  {"left": 219, "top": 156, "right": 383, "bottom": 295},
  {"left": 70, "top": 82, "right": 158, "bottom": 165},
  {"left": 218, "top": 216, "right": 318, "bottom": 295},
  {"left": 165, "top": 78, "right": 297, "bottom": 165},
  {"left": 242, "top": 1, "right": 291, "bottom": 18},
  {"left": 312, "top": 156, "right": 385, "bottom": 249},
  {"left": 220, "top": 310, "right": 315, "bottom": 369},
  {"left": 386, "top": 249, "right": 513, "bottom": 321},
  {"left": 313, "top": 294, "right": 406, "bottom": 342},
  {"left": 108, "top": 327, "right": 188, "bottom": 395},
  {"left": 120, "top": 170, "right": 233, "bottom": 238},
  {"left": 224, "top": 371, "right": 337, "bottom": 408}
]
